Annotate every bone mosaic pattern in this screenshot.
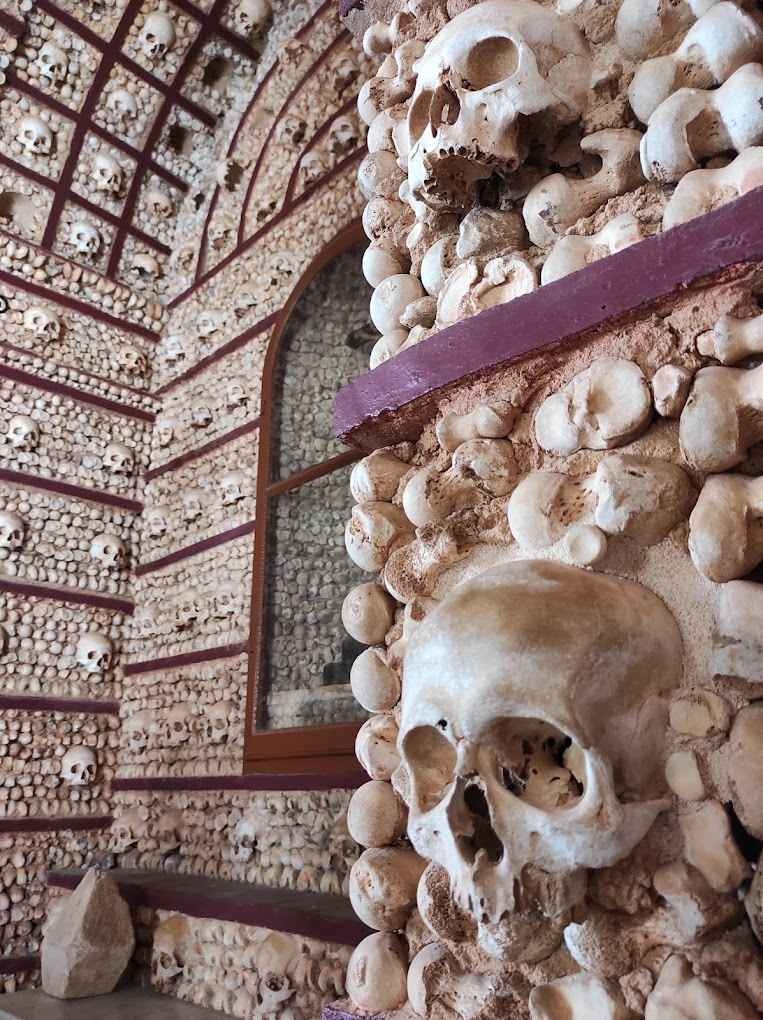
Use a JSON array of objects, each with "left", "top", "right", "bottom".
[{"left": 111, "top": 788, "right": 357, "bottom": 893}]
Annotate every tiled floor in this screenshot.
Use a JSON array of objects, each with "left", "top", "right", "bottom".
[{"left": 0, "top": 988, "right": 229, "bottom": 1019}]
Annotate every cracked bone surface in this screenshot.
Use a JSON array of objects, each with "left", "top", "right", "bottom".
[
  {"left": 679, "top": 363, "right": 763, "bottom": 472},
  {"left": 346, "top": 932, "right": 409, "bottom": 1013},
  {"left": 645, "top": 953, "right": 759, "bottom": 1019},
  {"left": 628, "top": 2, "right": 763, "bottom": 125},
  {"left": 689, "top": 474, "right": 763, "bottom": 582},
  {"left": 534, "top": 357, "right": 652, "bottom": 455},
  {"left": 436, "top": 253, "right": 537, "bottom": 328},
  {"left": 540, "top": 213, "right": 646, "bottom": 286},
  {"left": 401, "top": 560, "right": 682, "bottom": 962},
  {"left": 405, "top": 0, "right": 591, "bottom": 211},
  {"left": 640, "top": 63, "right": 763, "bottom": 184},
  {"left": 696, "top": 311, "right": 763, "bottom": 366},
  {"left": 523, "top": 130, "right": 644, "bottom": 248},
  {"left": 663, "top": 146, "right": 763, "bottom": 229},
  {"left": 349, "top": 847, "right": 427, "bottom": 930},
  {"left": 614, "top": 0, "right": 719, "bottom": 60},
  {"left": 436, "top": 401, "right": 517, "bottom": 452}
]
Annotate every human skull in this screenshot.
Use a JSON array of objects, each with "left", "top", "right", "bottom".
[
  {"left": 191, "top": 403, "right": 213, "bottom": 429},
  {"left": 152, "top": 915, "right": 190, "bottom": 982},
  {"left": 90, "top": 532, "right": 126, "bottom": 569},
  {"left": 111, "top": 807, "right": 149, "bottom": 853},
  {"left": 124, "top": 708, "right": 156, "bottom": 755},
  {"left": 36, "top": 40, "right": 68, "bottom": 84},
  {"left": 61, "top": 745, "right": 97, "bottom": 786},
  {"left": 118, "top": 344, "right": 149, "bottom": 377},
  {"left": 6, "top": 414, "right": 39, "bottom": 451},
  {"left": 107, "top": 88, "right": 138, "bottom": 122},
  {"left": 103, "top": 441, "right": 134, "bottom": 475},
  {"left": 70, "top": 221, "right": 102, "bottom": 258},
  {"left": 406, "top": 0, "right": 591, "bottom": 211},
  {"left": 329, "top": 116, "right": 360, "bottom": 157},
  {"left": 221, "top": 470, "right": 246, "bottom": 506},
  {"left": 17, "top": 115, "right": 53, "bottom": 156},
  {"left": 299, "top": 151, "right": 326, "bottom": 186},
  {"left": 156, "top": 417, "right": 175, "bottom": 447},
  {"left": 164, "top": 704, "right": 194, "bottom": 747},
  {"left": 93, "top": 151, "right": 123, "bottom": 195},
  {"left": 204, "top": 700, "right": 234, "bottom": 744},
  {"left": 233, "top": 0, "right": 271, "bottom": 38},
  {"left": 145, "top": 187, "right": 174, "bottom": 219},
  {"left": 401, "top": 560, "right": 682, "bottom": 962},
  {"left": 163, "top": 333, "right": 188, "bottom": 364},
  {"left": 0, "top": 512, "right": 25, "bottom": 550},
  {"left": 145, "top": 507, "right": 168, "bottom": 538},
  {"left": 23, "top": 305, "right": 61, "bottom": 340},
  {"left": 197, "top": 309, "right": 225, "bottom": 337},
  {"left": 182, "top": 490, "right": 203, "bottom": 523},
  {"left": 226, "top": 381, "right": 247, "bottom": 409},
  {"left": 140, "top": 10, "right": 176, "bottom": 60},
  {"left": 174, "top": 587, "right": 201, "bottom": 629},
  {"left": 230, "top": 815, "right": 258, "bottom": 863},
  {"left": 212, "top": 583, "right": 237, "bottom": 620},
  {"left": 76, "top": 630, "right": 114, "bottom": 674},
  {"left": 154, "top": 808, "right": 184, "bottom": 853}
]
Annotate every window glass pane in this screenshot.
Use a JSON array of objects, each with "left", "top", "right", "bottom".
[
  {"left": 260, "top": 463, "right": 371, "bottom": 731},
  {"left": 270, "top": 246, "right": 373, "bottom": 481}
]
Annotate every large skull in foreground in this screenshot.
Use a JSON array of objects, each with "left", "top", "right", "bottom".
[
  {"left": 406, "top": 0, "right": 591, "bottom": 211},
  {"left": 401, "top": 560, "right": 682, "bottom": 962}
]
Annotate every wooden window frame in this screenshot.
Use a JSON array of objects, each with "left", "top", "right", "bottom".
[{"left": 244, "top": 219, "right": 367, "bottom": 774}]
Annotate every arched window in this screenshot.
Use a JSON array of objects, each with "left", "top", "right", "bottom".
[{"left": 246, "top": 228, "right": 375, "bottom": 773}]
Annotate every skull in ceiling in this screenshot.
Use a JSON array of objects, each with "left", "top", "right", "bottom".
[
  {"left": 90, "top": 532, "right": 126, "bottom": 569},
  {"left": 23, "top": 305, "right": 62, "bottom": 340},
  {"left": 61, "top": 745, "right": 97, "bottom": 786},
  {"left": 406, "top": 0, "right": 591, "bottom": 211},
  {"left": 0, "top": 511, "right": 25, "bottom": 550},
  {"left": 401, "top": 560, "right": 682, "bottom": 962},
  {"left": 93, "top": 151, "right": 124, "bottom": 195},
  {"left": 5, "top": 414, "right": 39, "bottom": 451},
  {"left": 107, "top": 88, "right": 139, "bottom": 123},
  {"left": 17, "top": 115, "right": 53, "bottom": 157},
  {"left": 70, "top": 221, "right": 102, "bottom": 258},
  {"left": 36, "top": 40, "right": 69, "bottom": 84},
  {"left": 234, "top": 0, "right": 272, "bottom": 39},
  {"left": 140, "top": 10, "right": 176, "bottom": 61},
  {"left": 103, "top": 441, "right": 134, "bottom": 475},
  {"left": 76, "top": 630, "right": 114, "bottom": 674}
]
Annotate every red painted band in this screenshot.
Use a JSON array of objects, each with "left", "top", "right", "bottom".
[
  {"left": 145, "top": 418, "right": 260, "bottom": 480},
  {"left": 113, "top": 771, "right": 366, "bottom": 792},
  {"left": 0, "top": 695, "right": 120, "bottom": 715},
  {"left": 0, "top": 468, "right": 143, "bottom": 513},
  {"left": 0, "top": 579, "right": 133, "bottom": 614},
  {"left": 0, "top": 364, "right": 155, "bottom": 422},
  {"left": 0, "top": 816, "right": 112, "bottom": 834},
  {"left": 135, "top": 519, "right": 255, "bottom": 576},
  {"left": 124, "top": 641, "right": 248, "bottom": 676},
  {"left": 0, "top": 956, "right": 39, "bottom": 976}
]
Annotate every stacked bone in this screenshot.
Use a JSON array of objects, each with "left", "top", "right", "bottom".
[
  {"left": 339, "top": 252, "right": 763, "bottom": 1011},
  {"left": 354, "top": 0, "right": 763, "bottom": 369}
]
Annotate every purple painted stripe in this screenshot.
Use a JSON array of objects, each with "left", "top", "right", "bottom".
[
  {"left": 0, "top": 956, "right": 39, "bottom": 976},
  {"left": 0, "top": 579, "right": 133, "bottom": 614},
  {"left": 338, "top": 0, "right": 364, "bottom": 15},
  {"left": 0, "top": 468, "right": 143, "bottom": 514},
  {"left": 124, "top": 641, "right": 248, "bottom": 676},
  {"left": 0, "top": 10, "right": 25, "bottom": 36},
  {"left": 48, "top": 867, "right": 372, "bottom": 945},
  {"left": 0, "top": 264, "right": 161, "bottom": 342},
  {"left": 0, "top": 816, "right": 112, "bottom": 834},
  {"left": 156, "top": 313, "right": 279, "bottom": 396},
  {"left": 0, "top": 365, "right": 155, "bottom": 423},
  {"left": 113, "top": 771, "right": 366, "bottom": 792},
  {"left": 322, "top": 1006, "right": 366, "bottom": 1020},
  {"left": 0, "top": 695, "right": 120, "bottom": 715},
  {"left": 135, "top": 520, "right": 255, "bottom": 576},
  {"left": 146, "top": 418, "right": 260, "bottom": 480},
  {"left": 334, "top": 187, "right": 763, "bottom": 448}
]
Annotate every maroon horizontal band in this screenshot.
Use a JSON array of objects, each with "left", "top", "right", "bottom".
[
  {"left": 113, "top": 771, "right": 366, "bottom": 792},
  {"left": 0, "top": 468, "right": 143, "bottom": 514},
  {"left": 0, "top": 694, "right": 120, "bottom": 715},
  {"left": 0, "top": 956, "right": 39, "bottom": 976},
  {"left": 146, "top": 418, "right": 260, "bottom": 481},
  {"left": 334, "top": 187, "right": 763, "bottom": 449},
  {"left": 0, "top": 579, "right": 133, "bottom": 614},
  {"left": 135, "top": 520, "right": 255, "bottom": 576},
  {"left": 0, "top": 816, "right": 112, "bottom": 834},
  {"left": 156, "top": 312, "right": 279, "bottom": 396},
  {"left": 48, "top": 867, "right": 372, "bottom": 945},
  {"left": 0, "top": 265, "right": 160, "bottom": 342},
  {"left": 124, "top": 641, "right": 248, "bottom": 676},
  {"left": 0, "top": 364, "right": 155, "bottom": 422}
]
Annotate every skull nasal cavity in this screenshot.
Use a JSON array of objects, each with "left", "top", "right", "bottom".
[
  {"left": 463, "top": 37, "right": 519, "bottom": 90},
  {"left": 429, "top": 83, "right": 461, "bottom": 133},
  {"left": 464, "top": 783, "right": 503, "bottom": 864}
]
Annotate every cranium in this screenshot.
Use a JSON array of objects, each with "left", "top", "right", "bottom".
[
  {"left": 36, "top": 40, "right": 68, "bottom": 84},
  {"left": 152, "top": 915, "right": 191, "bottom": 982},
  {"left": 329, "top": 116, "right": 360, "bottom": 157},
  {"left": 156, "top": 417, "right": 176, "bottom": 447},
  {"left": 197, "top": 309, "right": 225, "bottom": 338},
  {"left": 204, "top": 700, "right": 234, "bottom": 744},
  {"left": 163, "top": 333, "right": 189, "bottom": 364},
  {"left": 70, "top": 221, "right": 102, "bottom": 258},
  {"left": 103, "top": 441, "right": 134, "bottom": 475},
  {"left": 90, "top": 532, "right": 126, "bottom": 569},
  {"left": 212, "top": 583, "right": 237, "bottom": 620},
  {"left": 230, "top": 815, "right": 258, "bottom": 863},
  {"left": 17, "top": 115, "right": 53, "bottom": 156},
  {"left": 233, "top": 0, "right": 271, "bottom": 38},
  {"left": 145, "top": 506, "right": 168, "bottom": 538},
  {"left": 0, "top": 511, "right": 25, "bottom": 550},
  {"left": 131, "top": 252, "right": 161, "bottom": 279},
  {"left": 140, "top": 10, "right": 176, "bottom": 61},
  {"left": 299, "top": 150, "right": 326, "bottom": 186},
  {"left": 406, "top": 0, "right": 591, "bottom": 211},
  {"left": 154, "top": 808, "right": 184, "bottom": 853},
  {"left": 190, "top": 403, "right": 213, "bottom": 429},
  {"left": 107, "top": 88, "right": 138, "bottom": 122},
  {"left": 111, "top": 807, "right": 149, "bottom": 854},
  {"left": 174, "top": 587, "right": 201, "bottom": 629},
  {"left": 182, "top": 489, "right": 204, "bottom": 523},
  {"left": 145, "top": 186, "right": 174, "bottom": 219},
  {"left": 164, "top": 703, "right": 194, "bottom": 747},
  {"left": 221, "top": 470, "right": 246, "bottom": 506},
  {"left": 76, "top": 630, "right": 113, "bottom": 674},
  {"left": 23, "top": 305, "right": 61, "bottom": 340},
  {"left": 5, "top": 414, "right": 39, "bottom": 451},
  {"left": 226, "top": 381, "right": 247, "bottom": 409},
  {"left": 401, "top": 560, "right": 682, "bottom": 962},
  {"left": 61, "top": 745, "right": 97, "bottom": 786},
  {"left": 124, "top": 708, "right": 156, "bottom": 755},
  {"left": 117, "top": 344, "right": 148, "bottom": 377},
  {"left": 93, "top": 151, "right": 123, "bottom": 195}
]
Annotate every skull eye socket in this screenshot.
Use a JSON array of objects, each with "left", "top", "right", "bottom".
[
  {"left": 409, "top": 89, "right": 434, "bottom": 143},
  {"left": 462, "top": 37, "right": 519, "bottom": 90},
  {"left": 487, "top": 717, "right": 585, "bottom": 810},
  {"left": 404, "top": 724, "right": 457, "bottom": 811}
]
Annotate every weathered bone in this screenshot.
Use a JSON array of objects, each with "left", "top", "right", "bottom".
[
  {"left": 541, "top": 213, "right": 646, "bottom": 285},
  {"left": 663, "top": 146, "right": 763, "bottom": 229},
  {"left": 679, "top": 363, "right": 763, "bottom": 472},
  {"left": 688, "top": 475, "right": 763, "bottom": 581},
  {"left": 697, "top": 311, "right": 763, "bottom": 365}
]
